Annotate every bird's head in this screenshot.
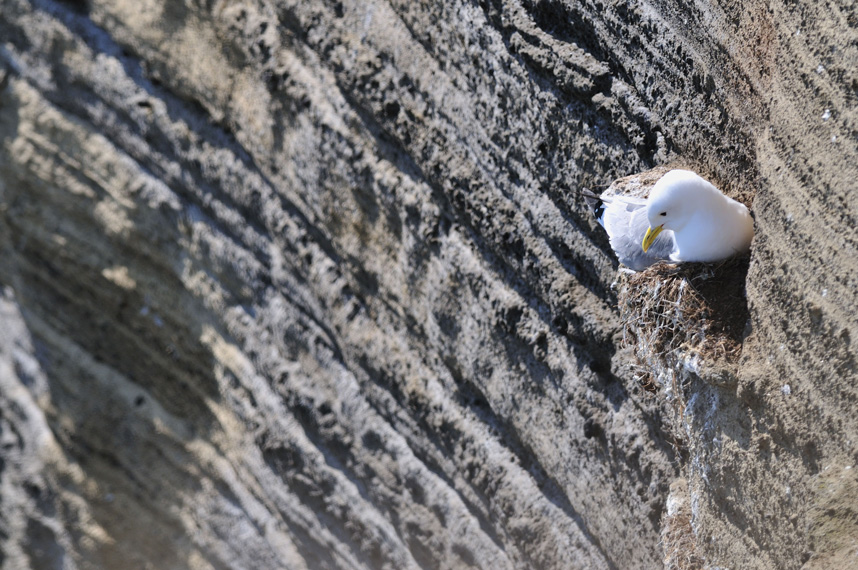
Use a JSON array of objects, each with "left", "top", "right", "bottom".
[{"left": 642, "top": 170, "right": 709, "bottom": 252}]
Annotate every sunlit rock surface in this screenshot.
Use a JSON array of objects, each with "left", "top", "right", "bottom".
[{"left": 1, "top": 1, "right": 856, "bottom": 568}]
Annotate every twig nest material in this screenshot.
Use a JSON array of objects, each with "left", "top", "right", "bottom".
[
  {"left": 661, "top": 478, "right": 704, "bottom": 570},
  {"left": 616, "top": 255, "right": 751, "bottom": 393}
]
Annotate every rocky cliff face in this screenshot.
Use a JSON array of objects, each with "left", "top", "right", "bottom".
[{"left": 0, "top": 1, "right": 856, "bottom": 569}]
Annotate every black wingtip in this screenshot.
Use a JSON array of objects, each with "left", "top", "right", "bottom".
[{"left": 582, "top": 188, "right": 605, "bottom": 222}]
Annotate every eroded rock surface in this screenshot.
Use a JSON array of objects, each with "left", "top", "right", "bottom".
[{"left": 0, "top": 1, "right": 856, "bottom": 569}]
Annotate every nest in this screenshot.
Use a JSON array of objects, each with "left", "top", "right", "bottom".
[
  {"left": 617, "top": 255, "right": 751, "bottom": 400},
  {"left": 661, "top": 491, "right": 705, "bottom": 570},
  {"left": 619, "top": 258, "right": 750, "bottom": 569}
]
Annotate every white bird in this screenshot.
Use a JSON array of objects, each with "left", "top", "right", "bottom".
[{"left": 585, "top": 169, "right": 753, "bottom": 271}]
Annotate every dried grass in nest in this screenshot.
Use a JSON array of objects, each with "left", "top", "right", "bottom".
[
  {"left": 617, "top": 255, "right": 751, "bottom": 396},
  {"left": 661, "top": 509, "right": 705, "bottom": 570}
]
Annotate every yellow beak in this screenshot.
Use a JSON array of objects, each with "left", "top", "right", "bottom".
[{"left": 642, "top": 225, "right": 664, "bottom": 253}]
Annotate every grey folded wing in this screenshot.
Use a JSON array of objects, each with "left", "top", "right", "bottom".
[{"left": 601, "top": 195, "right": 676, "bottom": 271}]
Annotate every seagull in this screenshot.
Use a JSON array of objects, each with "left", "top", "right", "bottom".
[{"left": 585, "top": 169, "right": 753, "bottom": 271}]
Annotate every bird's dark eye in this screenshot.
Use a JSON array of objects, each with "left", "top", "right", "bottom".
[{"left": 659, "top": 211, "right": 667, "bottom": 216}]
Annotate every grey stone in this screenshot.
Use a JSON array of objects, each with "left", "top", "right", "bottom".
[{"left": 0, "top": 1, "right": 855, "bottom": 569}]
